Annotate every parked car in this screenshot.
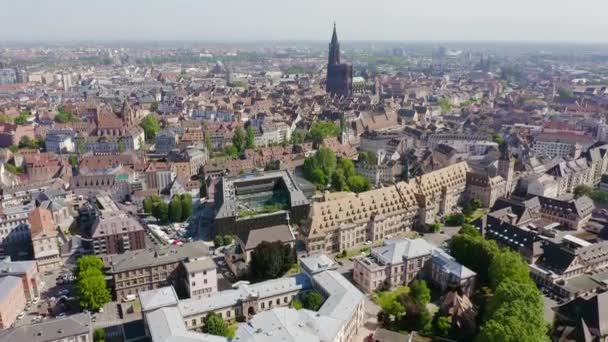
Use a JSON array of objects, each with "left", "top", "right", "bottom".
[
  {"left": 58, "top": 289, "right": 70, "bottom": 296},
  {"left": 32, "top": 297, "right": 40, "bottom": 304},
  {"left": 16, "top": 312, "right": 25, "bottom": 320}
]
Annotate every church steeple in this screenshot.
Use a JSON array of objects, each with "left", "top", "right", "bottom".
[{"left": 328, "top": 22, "right": 341, "bottom": 65}]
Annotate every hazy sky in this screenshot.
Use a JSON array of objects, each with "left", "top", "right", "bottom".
[{"left": 1, "top": 0, "right": 607, "bottom": 42}]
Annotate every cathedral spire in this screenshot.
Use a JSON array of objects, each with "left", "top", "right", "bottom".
[{"left": 328, "top": 22, "right": 340, "bottom": 65}]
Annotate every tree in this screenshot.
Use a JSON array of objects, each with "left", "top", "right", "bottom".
[
  {"left": 75, "top": 272, "right": 111, "bottom": 311},
  {"left": 434, "top": 315, "right": 452, "bottom": 337},
  {"left": 150, "top": 101, "right": 159, "bottom": 112},
  {"left": 303, "top": 291, "right": 325, "bottom": 311},
  {"left": 214, "top": 235, "right": 225, "bottom": 248},
  {"left": 205, "top": 133, "right": 213, "bottom": 152},
  {"left": 180, "top": 194, "right": 193, "bottom": 221},
  {"left": 574, "top": 185, "right": 593, "bottom": 198},
  {"left": 439, "top": 98, "right": 452, "bottom": 113},
  {"left": 337, "top": 158, "right": 356, "bottom": 178},
  {"left": 140, "top": 115, "right": 161, "bottom": 140},
  {"left": 18, "top": 136, "right": 41, "bottom": 149},
  {"left": 310, "top": 169, "right": 326, "bottom": 188},
  {"left": 54, "top": 110, "right": 80, "bottom": 123},
  {"left": 0, "top": 114, "right": 11, "bottom": 124},
  {"left": 13, "top": 112, "right": 28, "bottom": 125},
  {"left": 459, "top": 223, "right": 481, "bottom": 237},
  {"left": 249, "top": 241, "right": 295, "bottom": 281},
  {"left": 444, "top": 213, "right": 465, "bottom": 226},
  {"left": 558, "top": 87, "right": 574, "bottom": 100},
  {"left": 169, "top": 197, "right": 183, "bottom": 223},
  {"left": 233, "top": 126, "right": 245, "bottom": 153},
  {"left": 358, "top": 150, "right": 378, "bottom": 167},
  {"left": 68, "top": 155, "right": 79, "bottom": 168},
  {"left": 290, "top": 130, "right": 305, "bottom": 144},
  {"left": 488, "top": 250, "right": 531, "bottom": 290},
  {"left": 306, "top": 121, "right": 341, "bottom": 145},
  {"left": 75, "top": 256, "right": 104, "bottom": 278},
  {"left": 409, "top": 280, "right": 431, "bottom": 306},
  {"left": 331, "top": 169, "right": 348, "bottom": 191},
  {"left": 462, "top": 202, "right": 474, "bottom": 217},
  {"left": 93, "top": 328, "right": 105, "bottom": 342},
  {"left": 153, "top": 201, "right": 169, "bottom": 224},
  {"left": 291, "top": 298, "right": 303, "bottom": 310},
  {"left": 202, "top": 312, "right": 228, "bottom": 337},
  {"left": 224, "top": 145, "right": 239, "bottom": 157},
  {"left": 245, "top": 126, "right": 255, "bottom": 150},
  {"left": 347, "top": 175, "right": 371, "bottom": 193},
  {"left": 317, "top": 147, "right": 337, "bottom": 177},
  {"left": 118, "top": 139, "right": 125, "bottom": 153}
]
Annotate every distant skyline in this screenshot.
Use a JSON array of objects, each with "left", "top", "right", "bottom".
[{"left": 1, "top": 0, "right": 607, "bottom": 42}]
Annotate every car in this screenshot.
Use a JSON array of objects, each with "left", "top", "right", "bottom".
[
  {"left": 32, "top": 297, "right": 40, "bottom": 304},
  {"left": 364, "top": 241, "right": 372, "bottom": 246},
  {"left": 98, "top": 308, "right": 104, "bottom": 313},
  {"left": 57, "top": 313, "right": 66, "bottom": 318},
  {"left": 58, "top": 289, "right": 70, "bottom": 296},
  {"left": 17, "top": 312, "right": 25, "bottom": 320}
]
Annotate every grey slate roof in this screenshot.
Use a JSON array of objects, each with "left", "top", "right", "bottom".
[
  {"left": 109, "top": 241, "right": 210, "bottom": 274},
  {"left": 0, "top": 313, "right": 91, "bottom": 342},
  {"left": 372, "top": 238, "right": 435, "bottom": 265}
]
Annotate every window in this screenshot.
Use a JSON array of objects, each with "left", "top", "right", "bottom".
[
  {"left": 261, "top": 302, "right": 265, "bottom": 309},
  {"left": 276, "top": 298, "right": 280, "bottom": 305},
  {"left": 192, "top": 319, "right": 196, "bottom": 326},
  {"left": 227, "top": 311, "right": 231, "bottom": 318}
]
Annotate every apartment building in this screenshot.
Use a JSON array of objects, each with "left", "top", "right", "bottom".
[
  {"left": 0, "top": 204, "right": 34, "bottom": 258},
  {"left": 0, "top": 276, "right": 26, "bottom": 329},
  {"left": 353, "top": 239, "right": 476, "bottom": 296},
  {"left": 107, "top": 241, "right": 211, "bottom": 300},
  {"left": 183, "top": 258, "right": 217, "bottom": 297},
  {"left": 0, "top": 258, "right": 40, "bottom": 301},
  {"left": 0, "top": 312, "right": 91, "bottom": 341},
  {"left": 29, "top": 207, "right": 63, "bottom": 272},
  {"left": 91, "top": 207, "right": 145, "bottom": 256}
]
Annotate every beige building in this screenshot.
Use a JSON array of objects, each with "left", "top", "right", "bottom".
[
  {"left": 353, "top": 239, "right": 476, "bottom": 296},
  {"left": 28, "top": 208, "right": 62, "bottom": 272},
  {"left": 108, "top": 242, "right": 211, "bottom": 300},
  {"left": 306, "top": 162, "right": 471, "bottom": 254},
  {"left": 465, "top": 173, "right": 506, "bottom": 208}
]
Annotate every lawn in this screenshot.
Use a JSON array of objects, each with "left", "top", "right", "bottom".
[
  {"left": 286, "top": 263, "right": 300, "bottom": 275},
  {"left": 336, "top": 246, "right": 371, "bottom": 260},
  {"left": 372, "top": 285, "right": 410, "bottom": 308},
  {"left": 468, "top": 208, "right": 488, "bottom": 221}
]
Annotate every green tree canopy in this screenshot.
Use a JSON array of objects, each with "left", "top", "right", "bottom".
[
  {"left": 245, "top": 126, "right": 255, "bottom": 150},
  {"left": 14, "top": 112, "right": 29, "bottom": 125},
  {"left": 180, "top": 194, "right": 193, "bottom": 221},
  {"left": 75, "top": 256, "right": 104, "bottom": 278},
  {"left": 306, "top": 121, "right": 341, "bottom": 145},
  {"left": 409, "top": 280, "right": 431, "bottom": 306},
  {"left": 303, "top": 291, "right": 325, "bottom": 311},
  {"left": 249, "top": 241, "right": 295, "bottom": 281},
  {"left": 233, "top": 126, "right": 245, "bottom": 153},
  {"left": 140, "top": 115, "right": 161, "bottom": 140},
  {"left": 488, "top": 250, "right": 532, "bottom": 290},
  {"left": 169, "top": 197, "right": 183, "bottom": 223},
  {"left": 152, "top": 201, "right": 169, "bottom": 224},
  {"left": 347, "top": 175, "right": 371, "bottom": 193},
  {"left": 358, "top": 150, "right": 378, "bottom": 166},
  {"left": 54, "top": 110, "right": 80, "bottom": 123},
  {"left": 224, "top": 145, "right": 239, "bottom": 157},
  {"left": 75, "top": 273, "right": 111, "bottom": 311},
  {"left": 202, "top": 312, "right": 229, "bottom": 337}
]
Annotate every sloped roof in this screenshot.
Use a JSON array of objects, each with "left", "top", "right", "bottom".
[{"left": 28, "top": 207, "right": 56, "bottom": 239}]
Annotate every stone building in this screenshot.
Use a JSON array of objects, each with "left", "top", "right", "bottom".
[{"left": 28, "top": 207, "right": 63, "bottom": 272}]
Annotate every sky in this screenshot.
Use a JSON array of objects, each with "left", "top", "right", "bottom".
[{"left": 1, "top": 0, "right": 607, "bottom": 42}]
